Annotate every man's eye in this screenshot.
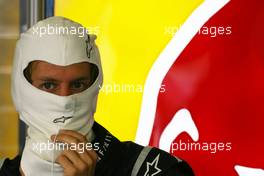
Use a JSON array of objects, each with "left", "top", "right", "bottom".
[
  {"left": 71, "top": 81, "right": 88, "bottom": 90},
  {"left": 41, "top": 82, "right": 56, "bottom": 90}
]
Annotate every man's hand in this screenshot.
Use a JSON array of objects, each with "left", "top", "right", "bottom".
[{"left": 51, "top": 130, "right": 97, "bottom": 176}]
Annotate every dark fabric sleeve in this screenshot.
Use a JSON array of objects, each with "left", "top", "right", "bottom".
[
  {"left": 92, "top": 123, "right": 195, "bottom": 176},
  {"left": 0, "top": 155, "right": 21, "bottom": 176},
  {"left": 161, "top": 159, "right": 195, "bottom": 176},
  {"left": 135, "top": 147, "right": 195, "bottom": 176}
]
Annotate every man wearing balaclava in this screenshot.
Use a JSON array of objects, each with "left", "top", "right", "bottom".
[{"left": 0, "top": 17, "right": 194, "bottom": 176}]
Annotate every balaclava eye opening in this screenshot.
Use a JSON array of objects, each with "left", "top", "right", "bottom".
[{"left": 23, "top": 61, "right": 99, "bottom": 88}]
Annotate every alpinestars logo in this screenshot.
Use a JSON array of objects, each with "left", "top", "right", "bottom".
[
  {"left": 144, "top": 154, "right": 162, "bottom": 176},
  {"left": 53, "top": 116, "right": 73, "bottom": 123}
]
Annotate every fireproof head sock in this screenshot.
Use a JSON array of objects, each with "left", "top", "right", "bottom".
[
  {"left": 11, "top": 16, "right": 103, "bottom": 175},
  {"left": 12, "top": 16, "right": 103, "bottom": 138}
]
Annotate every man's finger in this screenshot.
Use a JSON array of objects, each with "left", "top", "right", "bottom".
[
  {"left": 85, "top": 149, "right": 98, "bottom": 161},
  {"left": 56, "top": 154, "right": 74, "bottom": 170},
  {"left": 60, "top": 150, "right": 90, "bottom": 174},
  {"left": 61, "top": 150, "right": 84, "bottom": 167},
  {"left": 78, "top": 151, "right": 95, "bottom": 167},
  {"left": 78, "top": 149, "right": 98, "bottom": 166},
  {"left": 57, "top": 130, "right": 87, "bottom": 142},
  {"left": 51, "top": 133, "right": 80, "bottom": 145}
]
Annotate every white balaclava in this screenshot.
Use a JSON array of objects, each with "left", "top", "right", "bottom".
[{"left": 11, "top": 16, "right": 103, "bottom": 175}]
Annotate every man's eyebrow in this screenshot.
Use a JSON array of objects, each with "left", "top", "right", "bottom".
[
  {"left": 38, "top": 76, "right": 90, "bottom": 82},
  {"left": 71, "top": 77, "right": 91, "bottom": 82},
  {"left": 39, "top": 77, "right": 59, "bottom": 82}
]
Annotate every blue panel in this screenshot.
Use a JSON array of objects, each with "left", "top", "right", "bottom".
[{"left": 45, "top": 0, "right": 54, "bottom": 18}]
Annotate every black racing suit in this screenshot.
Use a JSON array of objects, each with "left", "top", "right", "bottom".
[{"left": 0, "top": 122, "right": 194, "bottom": 176}]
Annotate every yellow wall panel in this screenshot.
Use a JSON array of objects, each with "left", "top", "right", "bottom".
[
  {"left": 55, "top": 0, "right": 203, "bottom": 141},
  {"left": 0, "top": 0, "right": 19, "bottom": 158}
]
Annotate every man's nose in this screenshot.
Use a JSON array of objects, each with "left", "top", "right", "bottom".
[{"left": 58, "top": 85, "right": 72, "bottom": 96}]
